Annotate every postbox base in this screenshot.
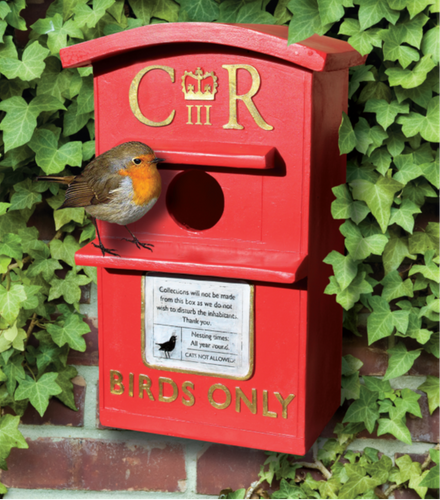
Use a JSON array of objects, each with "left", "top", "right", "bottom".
[{"left": 97, "top": 267, "right": 342, "bottom": 455}]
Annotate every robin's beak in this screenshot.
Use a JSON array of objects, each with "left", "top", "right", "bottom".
[{"left": 151, "top": 157, "right": 165, "bottom": 164}]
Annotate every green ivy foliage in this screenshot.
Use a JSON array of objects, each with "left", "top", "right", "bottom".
[{"left": 0, "top": 0, "right": 438, "bottom": 497}]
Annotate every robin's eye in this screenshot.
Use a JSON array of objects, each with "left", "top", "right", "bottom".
[{"left": 133, "top": 158, "right": 142, "bottom": 165}]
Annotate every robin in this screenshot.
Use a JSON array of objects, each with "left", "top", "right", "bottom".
[{"left": 37, "top": 141, "right": 163, "bottom": 257}]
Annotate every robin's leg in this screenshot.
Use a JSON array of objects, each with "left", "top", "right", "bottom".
[
  {"left": 122, "top": 225, "right": 154, "bottom": 252},
  {"left": 91, "top": 217, "right": 120, "bottom": 257}
]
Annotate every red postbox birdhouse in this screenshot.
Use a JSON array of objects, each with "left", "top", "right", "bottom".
[{"left": 61, "top": 23, "right": 365, "bottom": 454}]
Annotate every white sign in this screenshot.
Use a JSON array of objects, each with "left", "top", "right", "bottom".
[{"left": 143, "top": 274, "right": 253, "bottom": 379}]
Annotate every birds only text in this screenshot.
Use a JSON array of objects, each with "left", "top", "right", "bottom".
[{"left": 109, "top": 370, "right": 295, "bottom": 418}]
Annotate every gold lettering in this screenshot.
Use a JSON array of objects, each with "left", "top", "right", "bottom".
[
  {"left": 186, "top": 105, "right": 193, "bottom": 125},
  {"left": 139, "top": 374, "right": 155, "bottom": 401},
  {"left": 158, "top": 377, "right": 178, "bottom": 403},
  {"left": 262, "top": 390, "right": 277, "bottom": 418},
  {"left": 110, "top": 370, "right": 124, "bottom": 395},
  {"left": 208, "top": 383, "right": 231, "bottom": 410},
  {"left": 205, "top": 105, "right": 212, "bottom": 125},
  {"left": 182, "top": 381, "right": 195, "bottom": 407},
  {"left": 195, "top": 105, "right": 203, "bottom": 125},
  {"left": 129, "top": 65, "right": 175, "bottom": 127},
  {"left": 274, "top": 392, "right": 295, "bottom": 419},
  {"left": 235, "top": 387, "right": 257, "bottom": 414},
  {"left": 222, "top": 64, "right": 273, "bottom": 131},
  {"left": 129, "top": 372, "right": 134, "bottom": 397}
]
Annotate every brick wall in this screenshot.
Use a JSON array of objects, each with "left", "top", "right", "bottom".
[{"left": 2, "top": 283, "right": 438, "bottom": 499}]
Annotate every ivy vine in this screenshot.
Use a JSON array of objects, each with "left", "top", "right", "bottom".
[{"left": 0, "top": 0, "right": 438, "bottom": 498}]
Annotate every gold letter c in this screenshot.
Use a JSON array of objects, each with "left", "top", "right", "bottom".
[{"left": 129, "top": 65, "right": 175, "bottom": 127}]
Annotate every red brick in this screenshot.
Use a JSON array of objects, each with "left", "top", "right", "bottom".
[
  {"left": 394, "top": 487, "right": 421, "bottom": 499},
  {"left": 67, "top": 317, "right": 99, "bottom": 366},
  {"left": 1, "top": 438, "right": 185, "bottom": 491},
  {"left": 197, "top": 444, "right": 268, "bottom": 495},
  {"left": 20, "top": 377, "right": 86, "bottom": 427},
  {"left": 1, "top": 438, "right": 80, "bottom": 489},
  {"left": 342, "top": 330, "right": 389, "bottom": 376},
  {"left": 79, "top": 439, "right": 186, "bottom": 491}
]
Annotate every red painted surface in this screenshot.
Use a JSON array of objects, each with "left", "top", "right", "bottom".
[{"left": 61, "top": 23, "right": 365, "bottom": 454}]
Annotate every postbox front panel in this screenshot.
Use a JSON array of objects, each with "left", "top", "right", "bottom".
[
  {"left": 99, "top": 268, "right": 308, "bottom": 452},
  {"left": 93, "top": 44, "right": 311, "bottom": 257}
]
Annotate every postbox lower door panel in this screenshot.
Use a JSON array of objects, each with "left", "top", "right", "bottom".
[{"left": 99, "top": 267, "right": 312, "bottom": 453}]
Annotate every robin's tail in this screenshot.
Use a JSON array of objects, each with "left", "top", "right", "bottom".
[{"left": 35, "top": 175, "right": 75, "bottom": 185}]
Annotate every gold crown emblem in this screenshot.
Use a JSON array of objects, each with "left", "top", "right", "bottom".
[{"left": 182, "top": 67, "right": 218, "bottom": 100}]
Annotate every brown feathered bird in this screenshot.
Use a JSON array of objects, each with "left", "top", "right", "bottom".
[{"left": 37, "top": 141, "right": 163, "bottom": 256}]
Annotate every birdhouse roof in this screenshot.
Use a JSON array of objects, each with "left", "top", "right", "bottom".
[{"left": 61, "top": 23, "right": 365, "bottom": 73}]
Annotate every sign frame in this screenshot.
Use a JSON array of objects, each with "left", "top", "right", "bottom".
[{"left": 141, "top": 273, "right": 255, "bottom": 380}]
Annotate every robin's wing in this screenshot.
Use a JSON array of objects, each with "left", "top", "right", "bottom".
[{"left": 62, "top": 168, "right": 121, "bottom": 208}]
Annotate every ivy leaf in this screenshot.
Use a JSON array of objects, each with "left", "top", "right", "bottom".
[
  {"left": 341, "top": 220, "right": 388, "bottom": 260},
  {"left": 0, "top": 41, "right": 49, "bottom": 81},
  {"left": 5, "top": 0, "right": 26, "bottom": 30},
  {"left": 15, "top": 373, "right": 62, "bottom": 417},
  {"left": 368, "top": 147, "right": 392, "bottom": 175},
  {"left": 377, "top": 417, "right": 412, "bottom": 444},
  {"left": 62, "top": 101, "right": 92, "bottom": 137},
  {"left": 29, "top": 129, "right": 82, "bottom": 175},
  {"left": 349, "top": 65, "right": 375, "bottom": 98},
  {"left": 392, "top": 388, "right": 422, "bottom": 418},
  {"left": 393, "top": 153, "right": 423, "bottom": 184},
  {"left": 338, "top": 112, "right": 357, "bottom": 154},
  {"left": 419, "top": 460, "right": 439, "bottom": 489},
  {"left": 397, "top": 96, "right": 439, "bottom": 143},
  {"left": 367, "top": 296, "right": 410, "bottom": 344},
  {"left": 27, "top": 258, "right": 63, "bottom": 282},
  {"left": 365, "top": 99, "right": 409, "bottom": 131},
  {"left": 422, "top": 26, "right": 439, "bottom": 65},
  {"left": 0, "top": 283, "right": 27, "bottom": 325},
  {"left": 363, "top": 376, "right": 392, "bottom": 399},
  {"left": 46, "top": 312, "right": 90, "bottom": 351},
  {"left": 9, "top": 178, "right": 47, "bottom": 211},
  {"left": 343, "top": 385, "right": 379, "bottom": 434},
  {"left": 325, "top": 271, "right": 373, "bottom": 310},
  {"left": 50, "top": 235, "right": 80, "bottom": 267},
  {"left": 383, "top": 342, "right": 422, "bottom": 380},
  {"left": 384, "top": 127, "right": 406, "bottom": 156},
  {"left": 0, "top": 415, "right": 28, "bottom": 465},
  {"left": 49, "top": 270, "right": 92, "bottom": 305},
  {"left": 176, "top": 0, "right": 219, "bottom": 22},
  {"left": 420, "top": 153, "right": 439, "bottom": 189},
  {"left": 331, "top": 185, "right": 370, "bottom": 224},
  {"left": 74, "top": 0, "right": 116, "bottom": 28},
  {"left": 405, "top": 0, "right": 436, "bottom": 18},
  {"left": 126, "top": 0, "right": 152, "bottom": 22},
  {"left": 0, "top": 234, "right": 23, "bottom": 260},
  {"left": 386, "top": 55, "right": 436, "bottom": 88},
  {"left": 389, "top": 199, "right": 422, "bottom": 233},
  {"left": 55, "top": 365, "right": 78, "bottom": 411},
  {"left": 338, "top": 465, "right": 380, "bottom": 499},
  {"left": 381, "top": 28, "right": 420, "bottom": 68},
  {"left": 354, "top": 0, "right": 400, "bottom": 31},
  {"left": 409, "top": 250, "right": 440, "bottom": 283},
  {"left": 54, "top": 207, "right": 85, "bottom": 231},
  {"left": 418, "top": 375, "right": 440, "bottom": 415},
  {"left": 236, "top": 2, "right": 275, "bottom": 23},
  {"left": 323, "top": 251, "right": 358, "bottom": 291},
  {"left": 317, "top": 0, "right": 345, "bottom": 25},
  {"left": 339, "top": 19, "right": 381, "bottom": 56},
  {"left": 0, "top": 95, "right": 65, "bottom": 152},
  {"left": 288, "top": 0, "right": 330, "bottom": 44},
  {"left": 381, "top": 270, "right": 414, "bottom": 301},
  {"left": 350, "top": 176, "right": 404, "bottom": 233},
  {"left": 77, "top": 75, "right": 94, "bottom": 115},
  {"left": 31, "top": 14, "right": 84, "bottom": 56}
]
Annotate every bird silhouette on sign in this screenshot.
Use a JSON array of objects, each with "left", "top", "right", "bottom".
[{"left": 156, "top": 335, "right": 177, "bottom": 359}]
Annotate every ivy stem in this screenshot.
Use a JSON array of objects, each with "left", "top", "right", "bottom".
[
  {"left": 24, "top": 313, "right": 38, "bottom": 348},
  {"left": 293, "top": 442, "right": 332, "bottom": 480},
  {"left": 24, "top": 361, "right": 37, "bottom": 381}
]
